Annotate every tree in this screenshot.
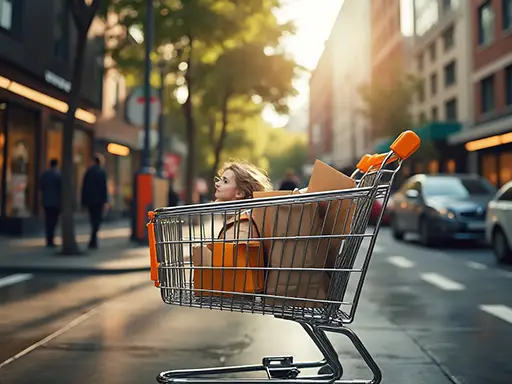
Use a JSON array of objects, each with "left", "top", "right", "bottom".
[
  {"left": 60, "top": 0, "right": 106, "bottom": 255},
  {"left": 358, "top": 74, "right": 420, "bottom": 140},
  {"left": 110, "top": 0, "right": 297, "bottom": 203}
]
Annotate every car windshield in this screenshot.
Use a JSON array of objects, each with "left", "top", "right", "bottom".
[{"left": 423, "top": 177, "right": 496, "bottom": 198}]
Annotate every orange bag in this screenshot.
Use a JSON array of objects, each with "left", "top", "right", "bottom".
[{"left": 193, "top": 213, "right": 265, "bottom": 297}]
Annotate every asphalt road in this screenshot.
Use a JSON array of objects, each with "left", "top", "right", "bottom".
[{"left": 0, "top": 229, "right": 511, "bottom": 384}]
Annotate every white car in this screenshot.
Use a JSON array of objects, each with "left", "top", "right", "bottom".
[{"left": 485, "top": 181, "right": 512, "bottom": 263}]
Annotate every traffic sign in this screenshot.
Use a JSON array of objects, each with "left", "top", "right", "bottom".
[{"left": 125, "top": 86, "right": 161, "bottom": 127}]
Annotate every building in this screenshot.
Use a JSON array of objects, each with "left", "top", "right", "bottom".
[
  {"left": 406, "top": 0, "right": 473, "bottom": 174},
  {"left": 0, "top": 0, "right": 102, "bottom": 234},
  {"left": 308, "top": 0, "right": 372, "bottom": 171},
  {"left": 308, "top": 41, "right": 334, "bottom": 165},
  {"left": 449, "top": 0, "right": 512, "bottom": 188}
]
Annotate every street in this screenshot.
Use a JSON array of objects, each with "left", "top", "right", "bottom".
[{"left": 0, "top": 229, "right": 511, "bottom": 384}]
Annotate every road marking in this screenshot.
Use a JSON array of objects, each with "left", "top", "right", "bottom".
[
  {"left": 466, "top": 261, "right": 487, "bottom": 270},
  {"left": 480, "top": 305, "right": 512, "bottom": 325},
  {"left": 0, "top": 305, "right": 100, "bottom": 369},
  {"left": 0, "top": 274, "right": 33, "bottom": 289},
  {"left": 501, "top": 271, "right": 512, "bottom": 278},
  {"left": 421, "top": 273, "right": 465, "bottom": 291},
  {"left": 387, "top": 256, "right": 415, "bottom": 268}
]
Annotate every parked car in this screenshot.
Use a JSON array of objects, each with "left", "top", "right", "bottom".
[
  {"left": 369, "top": 197, "right": 391, "bottom": 226},
  {"left": 390, "top": 174, "right": 496, "bottom": 246},
  {"left": 485, "top": 181, "right": 512, "bottom": 263}
]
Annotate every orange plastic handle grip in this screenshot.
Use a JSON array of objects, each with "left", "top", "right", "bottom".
[
  {"left": 368, "top": 153, "right": 399, "bottom": 170},
  {"left": 147, "top": 211, "right": 160, "bottom": 287},
  {"left": 356, "top": 154, "right": 372, "bottom": 173},
  {"left": 390, "top": 130, "right": 421, "bottom": 160}
]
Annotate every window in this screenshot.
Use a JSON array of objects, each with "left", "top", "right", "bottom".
[
  {"left": 418, "top": 79, "right": 425, "bottom": 102},
  {"left": 505, "top": 65, "right": 512, "bottom": 106},
  {"left": 497, "top": 185, "right": 512, "bottom": 201},
  {"left": 504, "top": 0, "right": 512, "bottom": 31},
  {"left": 443, "top": 25, "right": 454, "bottom": 51},
  {"left": 442, "top": 0, "right": 458, "bottom": 12},
  {"left": 417, "top": 53, "right": 424, "bottom": 71},
  {"left": 444, "top": 61, "right": 456, "bottom": 87},
  {"left": 419, "top": 111, "right": 427, "bottom": 124},
  {"left": 54, "top": 0, "right": 69, "bottom": 59},
  {"left": 481, "top": 75, "right": 495, "bottom": 114},
  {"left": 478, "top": 1, "right": 494, "bottom": 46},
  {"left": 0, "top": 0, "right": 12, "bottom": 30},
  {"left": 422, "top": 177, "right": 496, "bottom": 198},
  {"left": 445, "top": 98, "right": 458, "bottom": 120},
  {"left": 429, "top": 42, "right": 436, "bottom": 62},
  {"left": 431, "top": 106, "right": 438, "bottom": 120},
  {"left": 430, "top": 73, "right": 437, "bottom": 96}
]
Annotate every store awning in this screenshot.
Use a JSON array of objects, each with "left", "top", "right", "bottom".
[{"left": 374, "top": 121, "right": 462, "bottom": 153}]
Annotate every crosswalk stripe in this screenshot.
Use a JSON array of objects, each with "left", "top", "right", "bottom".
[
  {"left": 387, "top": 256, "right": 414, "bottom": 268},
  {"left": 466, "top": 261, "right": 487, "bottom": 270},
  {"left": 0, "top": 274, "right": 33, "bottom": 289},
  {"left": 480, "top": 305, "right": 512, "bottom": 325},
  {"left": 421, "top": 273, "right": 465, "bottom": 291}
]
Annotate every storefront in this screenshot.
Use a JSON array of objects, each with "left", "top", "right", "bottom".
[
  {"left": 449, "top": 117, "right": 512, "bottom": 188},
  {"left": 0, "top": 64, "right": 97, "bottom": 235}
]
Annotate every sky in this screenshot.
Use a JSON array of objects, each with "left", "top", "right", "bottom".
[{"left": 263, "top": 0, "right": 345, "bottom": 128}]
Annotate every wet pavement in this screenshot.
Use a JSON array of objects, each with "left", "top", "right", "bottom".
[{"left": 0, "top": 229, "right": 511, "bottom": 383}]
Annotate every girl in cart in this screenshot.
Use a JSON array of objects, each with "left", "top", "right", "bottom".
[{"left": 191, "top": 161, "right": 272, "bottom": 267}]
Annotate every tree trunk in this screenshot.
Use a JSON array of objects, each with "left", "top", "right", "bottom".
[
  {"left": 209, "top": 89, "right": 231, "bottom": 195},
  {"left": 183, "top": 38, "right": 196, "bottom": 205},
  {"left": 60, "top": 28, "right": 88, "bottom": 255}
]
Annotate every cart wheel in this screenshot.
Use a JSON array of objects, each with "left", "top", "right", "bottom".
[{"left": 391, "top": 216, "right": 404, "bottom": 240}]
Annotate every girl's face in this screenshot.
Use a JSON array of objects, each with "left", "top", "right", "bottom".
[{"left": 215, "top": 170, "right": 244, "bottom": 202}]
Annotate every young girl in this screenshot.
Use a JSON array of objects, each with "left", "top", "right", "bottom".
[{"left": 192, "top": 161, "right": 272, "bottom": 267}]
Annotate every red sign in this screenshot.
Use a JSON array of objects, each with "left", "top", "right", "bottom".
[{"left": 163, "top": 154, "right": 181, "bottom": 178}]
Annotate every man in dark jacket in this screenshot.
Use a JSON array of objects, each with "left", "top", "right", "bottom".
[
  {"left": 39, "top": 158, "right": 61, "bottom": 247},
  {"left": 81, "top": 154, "right": 108, "bottom": 249}
]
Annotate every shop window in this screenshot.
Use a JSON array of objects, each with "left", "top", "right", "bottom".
[
  {"left": 499, "top": 152, "right": 512, "bottom": 186},
  {"left": 414, "top": 163, "right": 424, "bottom": 174},
  {"left": 5, "top": 106, "right": 37, "bottom": 217},
  {"left": 428, "top": 160, "right": 439, "bottom": 174},
  {"left": 446, "top": 159, "right": 456, "bottom": 174},
  {"left": 482, "top": 153, "right": 498, "bottom": 187}
]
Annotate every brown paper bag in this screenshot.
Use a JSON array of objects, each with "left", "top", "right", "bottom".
[
  {"left": 252, "top": 190, "right": 330, "bottom": 307},
  {"left": 307, "top": 160, "right": 357, "bottom": 270}
]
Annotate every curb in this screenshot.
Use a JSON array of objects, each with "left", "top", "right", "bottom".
[{"left": 0, "top": 266, "right": 151, "bottom": 275}]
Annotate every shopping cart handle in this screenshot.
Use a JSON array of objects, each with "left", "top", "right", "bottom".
[
  {"left": 390, "top": 130, "right": 421, "bottom": 160},
  {"left": 356, "top": 154, "right": 372, "bottom": 173},
  {"left": 368, "top": 153, "right": 398, "bottom": 170}
]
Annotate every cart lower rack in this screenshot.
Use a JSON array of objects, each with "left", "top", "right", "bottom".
[{"left": 148, "top": 131, "right": 420, "bottom": 383}]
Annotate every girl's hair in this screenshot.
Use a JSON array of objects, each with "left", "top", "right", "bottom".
[{"left": 218, "top": 161, "right": 272, "bottom": 199}]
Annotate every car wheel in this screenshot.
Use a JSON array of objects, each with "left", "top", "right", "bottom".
[
  {"left": 419, "top": 217, "right": 433, "bottom": 247},
  {"left": 493, "top": 227, "right": 512, "bottom": 264},
  {"left": 391, "top": 215, "right": 404, "bottom": 240}
]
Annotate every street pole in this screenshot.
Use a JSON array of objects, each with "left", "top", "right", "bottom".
[
  {"left": 156, "top": 61, "right": 165, "bottom": 177},
  {"left": 131, "top": 0, "right": 154, "bottom": 242},
  {"left": 142, "top": 0, "right": 153, "bottom": 170}
]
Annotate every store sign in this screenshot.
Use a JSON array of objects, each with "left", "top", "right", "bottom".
[{"left": 45, "top": 71, "right": 71, "bottom": 93}]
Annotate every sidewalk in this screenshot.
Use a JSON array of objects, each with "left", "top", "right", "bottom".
[{"left": 0, "top": 219, "right": 151, "bottom": 275}]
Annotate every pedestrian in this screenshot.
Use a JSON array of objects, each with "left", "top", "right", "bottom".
[
  {"left": 81, "top": 153, "right": 108, "bottom": 249},
  {"left": 39, "top": 158, "right": 61, "bottom": 247},
  {"left": 279, "top": 168, "right": 300, "bottom": 191},
  {"left": 168, "top": 178, "right": 181, "bottom": 207}
]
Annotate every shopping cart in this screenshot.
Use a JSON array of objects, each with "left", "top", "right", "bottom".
[{"left": 147, "top": 131, "right": 420, "bottom": 383}]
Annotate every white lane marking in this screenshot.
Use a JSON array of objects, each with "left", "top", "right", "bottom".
[
  {"left": 501, "top": 271, "right": 512, "bottom": 278},
  {"left": 0, "top": 305, "right": 100, "bottom": 369},
  {"left": 480, "top": 305, "right": 512, "bottom": 325},
  {"left": 421, "top": 273, "right": 465, "bottom": 291},
  {"left": 387, "top": 256, "right": 415, "bottom": 269},
  {"left": 466, "top": 261, "right": 487, "bottom": 270},
  {"left": 0, "top": 273, "right": 33, "bottom": 289}
]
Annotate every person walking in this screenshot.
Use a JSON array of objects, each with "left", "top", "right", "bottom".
[
  {"left": 39, "top": 158, "right": 61, "bottom": 247},
  {"left": 81, "top": 154, "right": 108, "bottom": 249}
]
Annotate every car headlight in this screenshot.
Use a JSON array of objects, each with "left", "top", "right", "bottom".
[{"left": 435, "top": 207, "right": 456, "bottom": 220}]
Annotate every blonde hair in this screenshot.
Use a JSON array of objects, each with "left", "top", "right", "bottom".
[{"left": 218, "top": 161, "right": 272, "bottom": 199}]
